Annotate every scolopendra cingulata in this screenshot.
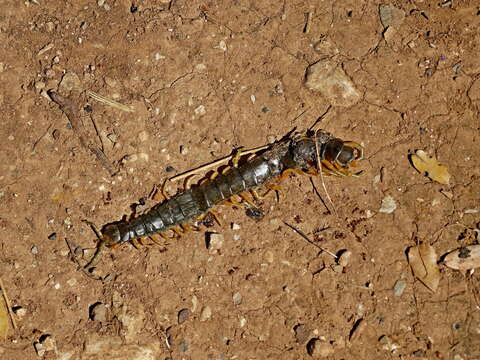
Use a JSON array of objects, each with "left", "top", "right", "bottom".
[{"left": 81, "top": 130, "right": 364, "bottom": 271}]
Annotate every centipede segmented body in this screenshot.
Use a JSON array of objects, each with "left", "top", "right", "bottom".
[{"left": 85, "top": 130, "right": 363, "bottom": 268}]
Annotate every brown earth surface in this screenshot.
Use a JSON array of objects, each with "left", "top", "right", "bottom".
[{"left": 1, "top": 1, "right": 480, "bottom": 359}]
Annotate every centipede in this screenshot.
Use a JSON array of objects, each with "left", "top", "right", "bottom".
[{"left": 81, "top": 130, "right": 363, "bottom": 270}]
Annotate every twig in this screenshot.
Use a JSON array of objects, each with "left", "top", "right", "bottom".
[
  {"left": 0, "top": 276, "right": 17, "bottom": 330},
  {"left": 314, "top": 129, "right": 338, "bottom": 216},
  {"left": 48, "top": 90, "right": 117, "bottom": 176},
  {"left": 86, "top": 90, "right": 134, "bottom": 113},
  {"left": 283, "top": 221, "right": 337, "bottom": 259},
  {"left": 169, "top": 145, "right": 270, "bottom": 183}
]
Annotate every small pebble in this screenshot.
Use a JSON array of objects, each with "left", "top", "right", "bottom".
[
  {"left": 338, "top": 250, "right": 352, "bottom": 267},
  {"left": 31, "top": 246, "right": 38, "bottom": 255},
  {"left": 138, "top": 130, "right": 149, "bottom": 142},
  {"left": 42, "top": 335, "right": 56, "bottom": 352},
  {"left": 393, "top": 279, "right": 407, "bottom": 297},
  {"left": 194, "top": 105, "right": 206, "bottom": 116},
  {"left": 200, "top": 306, "right": 212, "bottom": 321},
  {"left": 231, "top": 223, "right": 241, "bottom": 230},
  {"left": 34, "top": 342, "right": 45, "bottom": 357},
  {"left": 13, "top": 306, "right": 27, "bottom": 318},
  {"left": 208, "top": 233, "right": 224, "bottom": 251},
  {"left": 332, "top": 264, "right": 343, "bottom": 273},
  {"left": 35, "top": 81, "right": 45, "bottom": 90},
  {"left": 232, "top": 292, "right": 242, "bottom": 305},
  {"left": 180, "top": 145, "right": 189, "bottom": 155},
  {"left": 48, "top": 232, "right": 57, "bottom": 240},
  {"left": 306, "top": 338, "right": 334, "bottom": 358},
  {"left": 178, "top": 340, "right": 189, "bottom": 352},
  {"left": 379, "top": 195, "right": 397, "bottom": 214},
  {"left": 294, "top": 324, "right": 311, "bottom": 344},
  {"left": 178, "top": 308, "right": 190, "bottom": 324},
  {"left": 89, "top": 302, "right": 107, "bottom": 322}
]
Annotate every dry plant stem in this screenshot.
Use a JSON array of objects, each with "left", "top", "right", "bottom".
[
  {"left": 169, "top": 145, "right": 270, "bottom": 183},
  {"left": 48, "top": 90, "right": 117, "bottom": 176},
  {"left": 0, "top": 277, "right": 17, "bottom": 330},
  {"left": 283, "top": 221, "right": 337, "bottom": 259},
  {"left": 314, "top": 130, "right": 338, "bottom": 216},
  {"left": 86, "top": 90, "right": 134, "bottom": 113}
]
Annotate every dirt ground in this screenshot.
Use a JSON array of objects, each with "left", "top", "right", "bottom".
[{"left": 1, "top": 0, "right": 480, "bottom": 359}]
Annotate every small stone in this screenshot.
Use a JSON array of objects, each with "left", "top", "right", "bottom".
[
  {"left": 338, "top": 250, "right": 352, "bottom": 267},
  {"left": 218, "top": 40, "right": 227, "bottom": 51},
  {"left": 178, "top": 308, "right": 190, "bottom": 324},
  {"left": 178, "top": 340, "right": 189, "bottom": 352},
  {"left": 232, "top": 292, "right": 242, "bottom": 305},
  {"left": 294, "top": 324, "right": 311, "bottom": 344},
  {"left": 332, "top": 264, "right": 344, "bottom": 273},
  {"left": 179, "top": 145, "right": 189, "bottom": 155},
  {"left": 264, "top": 250, "right": 274, "bottom": 263},
  {"left": 304, "top": 59, "right": 361, "bottom": 107},
  {"left": 48, "top": 232, "right": 57, "bottom": 240},
  {"left": 31, "top": 246, "right": 38, "bottom": 254},
  {"left": 250, "top": 94, "right": 256, "bottom": 103},
  {"left": 138, "top": 130, "right": 149, "bottom": 142},
  {"left": 200, "top": 306, "right": 212, "bottom": 321},
  {"left": 239, "top": 317, "right": 247, "bottom": 327},
  {"left": 13, "top": 306, "right": 27, "bottom": 318},
  {"left": 191, "top": 295, "right": 199, "bottom": 313},
  {"left": 379, "top": 4, "right": 405, "bottom": 28},
  {"left": 233, "top": 234, "right": 241, "bottom": 241},
  {"left": 306, "top": 338, "right": 334, "bottom": 357},
  {"left": 59, "top": 72, "right": 82, "bottom": 91},
  {"left": 231, "top": 223, "right": 240, "bottom": 230},
  {"left": 34, "top": 342, "right": 45, "bottom": 357},
  {"left": 89, "top": 302, "right": 107, "bottom": 322},
  {"left": 97, "top": 0, "right": 105, "bottom": 6},
  {"left": 208, "top": 233, "right": 224, "bottom": 251},
  {"left": 42, "top": 335, "right": 56, "bottom": 352},
  {"left": 393, "top": 279, "right": 407, "bottom": 297},
  {"left": 379, "top": 195, "right": 397, "bottom": 214},
  {"left": 35, "top": 81, "right": 46, "bottom": 90},
  {"left": 194, "top": 105, "right": 206, "bottom": 116},
  {"left": 195, "top": 63, "right": 206, "bottom": 71}
]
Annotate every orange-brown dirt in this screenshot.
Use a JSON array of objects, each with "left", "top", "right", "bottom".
[{"left": 1, "top": 1, "right": 479, "bottom": 359}]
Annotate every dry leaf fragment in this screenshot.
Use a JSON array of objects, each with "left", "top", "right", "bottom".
[
  {"left": 410, "top": 150, "right": 450, "bottom": 184},
  {"left": 408, "top": 244, "right": 441, "bottom": 292},
  {"left": 444, "top": 245, "right": 480, "bottom": 271},
  {"left": 0, "top": 296, "right": 9, "bottom": 339}
]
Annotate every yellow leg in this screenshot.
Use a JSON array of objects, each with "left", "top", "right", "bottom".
[
  {"left": 232, "top": 148, "right": 244, "bottom": 168},
  {"left": 221, "top": 166, "right": 231, "bottom": 175},
  {"left": 320, "top": 160, "right": 342, "bottom": 176},
  {"left": 210, "top": 170, "right": 220, "bottom": 180},
  {"left": 208, "top": 210, "right": 222, "bottom": 226},
  {"left": 250, "top": 189, "right": 262, "bottom": 201},
  {"left": 171, "top": 226, "right": 184, "bottom": 236},
  {"left": 130, "top": 238, "right": 140, "bottom": 249},
  {"left": 263, "top": 184, "right": 283, "bottom": 202},
  {"left": 239, "top": 192, "right": 256, "bottom": 208},
  {"left": 183, "top": 174, "right": 200, "bottom": 190},
  {"left": 149, "top": 234, "right": 163, "bottom": 246}
]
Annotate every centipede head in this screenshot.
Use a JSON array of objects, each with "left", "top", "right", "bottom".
[{"left": 100, "top": 223, "right": 122, "bottom": 247}]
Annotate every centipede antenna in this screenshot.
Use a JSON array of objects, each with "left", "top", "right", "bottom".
[
  {"left": 314, "top": 129, "right": 338, "bottom": 217},
  {"left": 309, "top": 105, "right": 332, "bottom": 132},
  {"left": 283, "top": 221, "right": 337, "bottom": 259},
  {"left": 169, "top": 144, "right": 270, "bottom": 183}
]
